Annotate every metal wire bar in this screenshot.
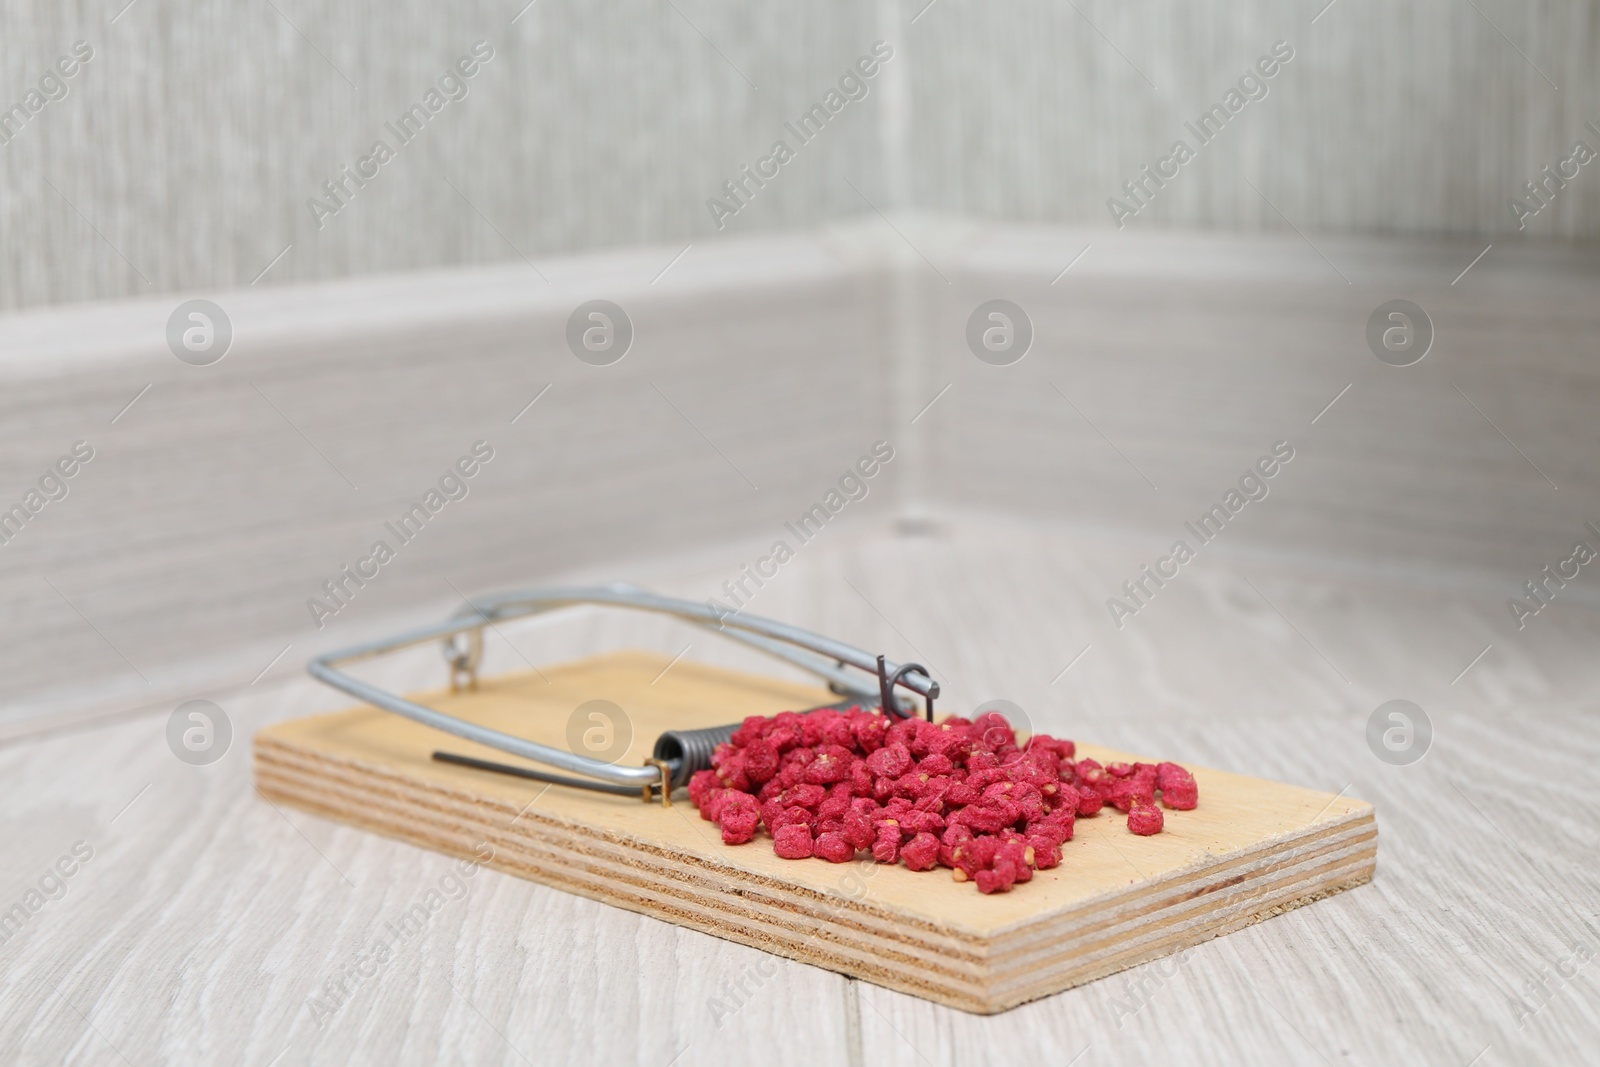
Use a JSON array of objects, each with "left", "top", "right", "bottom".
[{"left": 307, "top": 584, "right": 940, "bottom": 793}]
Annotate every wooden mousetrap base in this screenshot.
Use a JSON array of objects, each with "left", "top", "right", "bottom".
[{"left": 253, "top": 651, "right": 1376, "bottom": 1014}]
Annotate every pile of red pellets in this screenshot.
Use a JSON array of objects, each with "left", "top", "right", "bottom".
[{"left": 688, "top": 707, "right": 1198, "bottom": 894}]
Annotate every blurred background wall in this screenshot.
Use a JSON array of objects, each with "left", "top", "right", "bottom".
[{"left": 1, "top": 0, "right": 1597, "bottom": 311}]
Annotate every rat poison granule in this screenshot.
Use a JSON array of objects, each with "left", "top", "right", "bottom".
[{"left": 689, "top": 709, "right": 1199, "bottom": 894}]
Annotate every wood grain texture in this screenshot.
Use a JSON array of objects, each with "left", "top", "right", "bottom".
[
  {"left": 3, "top": 0, "right": 1597, "bottom": 310},
  {"left": 0, "top": 0, "right": 884, "bottom": 309},
  {"left": 2, "top": 519, "right": 1597, "bottom": 1064},
  {"left": 253, "top": 650, "right": 1375, "bottom": 1013},
  {"left": 907, "top": 0, "right": 1600, "bottom": 239}
]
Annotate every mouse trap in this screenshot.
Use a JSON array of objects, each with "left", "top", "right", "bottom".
[{"left": 253, "top": 586, "right": 1376, "bottom": 1013}]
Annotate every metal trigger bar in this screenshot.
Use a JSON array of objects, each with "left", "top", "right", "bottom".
[{"left": 307, "top": 584, "right": 940, "bottom": 805}]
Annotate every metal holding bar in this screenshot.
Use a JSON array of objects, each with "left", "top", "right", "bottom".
[
  {"left": 306, "top": 584, "right": 942, "bottom": 799},
  {"left": 431, "top": 750, "right": 644, "bottom": 796}
]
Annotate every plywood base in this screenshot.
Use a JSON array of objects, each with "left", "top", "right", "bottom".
[{"left": 253, "top": 651, "right": 1377, "bottom": 1014}]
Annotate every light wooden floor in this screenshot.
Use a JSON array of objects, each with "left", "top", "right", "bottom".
[{"left": 2, "top": 515, "right": 1597, "bottom": 1065}]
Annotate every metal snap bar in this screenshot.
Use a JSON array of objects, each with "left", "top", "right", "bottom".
[
  {"left": 876, "top": 654, "right": 936, "bottom": 721},
  {"left": 306, "top": 585, "right": 940, "bottom": 805}
]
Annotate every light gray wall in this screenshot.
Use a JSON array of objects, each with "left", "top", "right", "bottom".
[
  {"left": 2, "top": 0, "right": 1595, "bottom": 311},
  {"left": 907, "top": 0, "right": 1600, "bottom": 239},
  {"left": 0, "top": 0, "right": 885, "bottom": 309}
]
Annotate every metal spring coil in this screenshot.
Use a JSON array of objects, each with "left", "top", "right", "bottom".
[
  {"left": 651, "top": 700, "right": 872, "bottom": 787},
  {"left": 652, "top": 723, "right": 741, "bottom": 787}
]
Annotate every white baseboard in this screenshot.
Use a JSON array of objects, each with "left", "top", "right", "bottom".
[{"left": 2, "top": 220, "right": 1596, "bottom": 735}]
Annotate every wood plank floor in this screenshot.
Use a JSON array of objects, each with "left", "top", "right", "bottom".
[{"left": 1, "top": 515, "right": 1597, "bottom": 1065}]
